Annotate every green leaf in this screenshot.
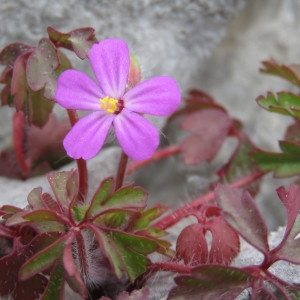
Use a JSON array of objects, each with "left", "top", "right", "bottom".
[
  {"left": 27, "top": 187, "right": 44, "bottom": 209},
  {"left": 260, "top": 59, "right": 300, "bottom": 87},
  {"left": 256, "top": 92, "right": 300, "bottom": 118},
  {"left": 86, "top": 177, "right": 115, "bottom": 218},
  {"left": 41, "top": 263, "right": 64, "bottom": 300},
  {"left": 169, "top": 266, "right": 251, "bottom": 300},
  {"left": 19, "top": 234, "right": 66, "bottom": 280},
  {"left": 105, "top": 184, "right": 147, "bottom": 209},
  {"left": 92, "top": 226, "right": 158, "bottom": 282},
  {"left": 253, "top": 140, "right": 300, "bottom": 177},
  {"left": 22, "top": 209, "right": 67, "bottom": 224},
  {"left": 72, "top": 205, "right": 89, "bottom": 222},
  {"left": 47, "top": 171, "right": 77, "bottom": 209},
  {"left": 29, "top": 88, "right": 55, "bottom": 127},
  {"left": 87, "top": 181, "right": 147, "bottom": 220},
  {"left": 133, "top": 205, "right": 169, "bottom": 230}
]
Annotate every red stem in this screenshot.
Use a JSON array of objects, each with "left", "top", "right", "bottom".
[
  {"left": 153, "top": 170, "right": 264, "bottom": 230},
  {"left": 67, "top": 109, "right": 88, "bottom": 200},
  {"left": 126, "top": 145, "right": 180, "bottom": 176},
  {"left": 148, "top": 261, "right": 191, "bottom": 274},
  {"left": 115, "top": 151, "right": 128, "bottom": 191}
]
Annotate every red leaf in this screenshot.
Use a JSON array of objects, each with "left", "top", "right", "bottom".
[
  {"left": 207, "top": 217, "right": 240, "bottom": 264},
  {"left": 180, "top": 109, "right": 232, "bottom": 165},
  {"left": 0, "top": 42, "right": 32, "bottom": 67},
  {"left": 0, "top": 236, "right": 54, "bottom": 299},
  {"left": 216, "top": 184, "right": 269, "bottom": 255},
  {"left": 276, "top": 184, "right": 300, "bottom": 235},
  {"left": 176, "top": 223, "right": 208, "bottom": 266}
]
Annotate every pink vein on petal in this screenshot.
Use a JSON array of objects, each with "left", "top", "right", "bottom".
[
  {"left": 114, "top": 108, "right": 159, "bottom": 160},
  {"left": 89, "top": 39, "right": 130, "bottom": 99},
  {"left": 55, "top": 70, "right": 103, "bottom": 110},
  {"left": 123, "top": 76, "right": 181, "bottom": 116},
  {"left": 63, "top": 111, "right": 114, "bottom": 160}
]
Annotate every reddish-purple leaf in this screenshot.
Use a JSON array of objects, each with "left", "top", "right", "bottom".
[
  {"left": 40, "top": 193, "right": 62, "bottom": 213},
  {"left": 26, "top": 38, "right": 59, "bottom": 99},
  {"left": 169, "top": 265, "right": 251, "bottom": 300},
  {"left": 207, "top": 216, "right": 240, "bottom": 264},
  {"left": 274, "top": 186, "right": 300, "bottom": 263},
  {"left": 180, "top": 109, "right": 232, "bottom": 165},
  {"left": 11, "top": 53, "right": 29, "bottom": 111},
  {"left": 10, "top": 51, "right": 55, "bottom": 127},
  {"left": 276, "top": 185, "right": 300, "bottom": 235},
  {"left": 47, "top": 26, "right": 97, "bottom": 59},
  {"left": 0, "top": 233, "right": 63, "bottom": 299},
  {"left": 169, "top": 89, "right": 226, "bottom": 121},
  {"left": 216, "top": 185, "right": 269, "bottom": 254},
  {"left": 27, "top": 187, "right": 44, "bottom": 209},
  {"left": 113, "top": 289, "right": 150, "bottom": 300},
  {"left": 68, "top": 27, "right": 97, "bottom": 59},
  {"left": 284, "top": 119, "right": 300, "bottom": 143},
  {"left": 0, "top": 42, "right": 32, "bottom": 67},
  {"left": 176, "top": 223, "right": 208, "bottom": 266}
]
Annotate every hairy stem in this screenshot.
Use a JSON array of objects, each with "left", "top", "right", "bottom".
[
  {"left": 115, "top": 151, "right": 128, "bottom": 191},
  {"left": 149, "top": 261, "right": 191, "bottom": 274},
  {"left": 67, "top": 109, "right": 88, "bottom": 201},
  {"left": 153, "top": 170, "right": 264, "bottom": 230},
  {"left": 126, "top": 145, "right": 180, "bottom": 176}
]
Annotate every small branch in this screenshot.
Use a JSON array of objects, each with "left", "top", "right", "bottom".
[
  {"left": 67, "top": 109, "right": 88, "bottom": 200},
  {"left": 115, "top": 151, "right": 128, "bottom": 191},
  {"left": 153, "top": 170, "right": 265, "bottom": 230},
  {"left": 126, "top": 145, "right": 180, "bottom": 176},
  {"left": 148, "top": 261, "right": 191, "bottom": 274}
]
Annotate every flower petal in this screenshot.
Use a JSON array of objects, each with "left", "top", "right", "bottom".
[
  {"left": 63, "top": 111, "right": 114, "bottom": 160},
  {"left": 123, "top": 76, "right": 181, "bottom": 116},
  {"left": 89, "top": 39, "right": 130, "bottom": 99},
  {"left": 55, "top": 70, "right": 103, "bottom": 110},
  {"left": 114, "top": 108, "right": 159, "bottom": 160}
]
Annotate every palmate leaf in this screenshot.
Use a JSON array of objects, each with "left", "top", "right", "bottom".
[
  {"left": 86, "top": 178, "right": 147, "bottom": 220},
  {"left": 274, "top": 185, "right": 300, "bottom": 264},
  {"left": 26, "top": 38, "right": 72, "bottom": 100},
  {"left": 10, "top": 51, "right": 55, "bottom": 127},
  {"left": 176, "top": 217, "right": 239, "bottom": 266},
  {"left": 253, "top": 140, "right": 300, "bottom": 177},
  {"left": 19, "top": 233, "right": 66, "bottom": 281},
  {"left": 47, "top": 26, "right": 97, "bottom": 59},
  {"left": 180, "top": 108, "right": 233, "bottom": 165},
  {"left": 260, "top": 59, "right": 300, "bottom": 87},
  {"left": 0, "top": 233, "right": 63, "bottom": 299},
  {"left": 168, "top": 265, "right": 252, "bottom": 300},
  {"left": 91, "top": 226, "right": 158, "bottom": 282},
  {"left": 132, "top": 204, "right": 169, "bottom": 231},
  {"left": 256, "top": 92, "right": 300, "bottom": 118},
  {"left": 47, "top": 170, "right": 79, "bottom": 210},
  {"left": 41, "top": 263, "right": 65, "bottom": 300},
  {"left": 216, "top": 185, "right": 269, "bottom": 255}
]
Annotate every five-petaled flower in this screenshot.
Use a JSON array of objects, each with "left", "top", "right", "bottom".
[{"left": 55, "top": 38, "right": 181, "bottom": 160}]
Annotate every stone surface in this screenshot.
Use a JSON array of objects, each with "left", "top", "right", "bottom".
[{"left": 2, "top": 0, "right": 300, "bottom": 299}]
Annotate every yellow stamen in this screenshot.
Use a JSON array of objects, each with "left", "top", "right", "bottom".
[{"left": 99, "top": 96, "right": 118, "bottom": 114}]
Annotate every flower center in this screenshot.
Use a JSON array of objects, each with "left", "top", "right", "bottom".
[{"left": 99, "top": 96, "right": 119, "bottom": 114}]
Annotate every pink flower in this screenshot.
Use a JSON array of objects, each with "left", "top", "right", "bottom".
[{"left": 55, "top": 38, "right": 180, "bottom": 160}]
